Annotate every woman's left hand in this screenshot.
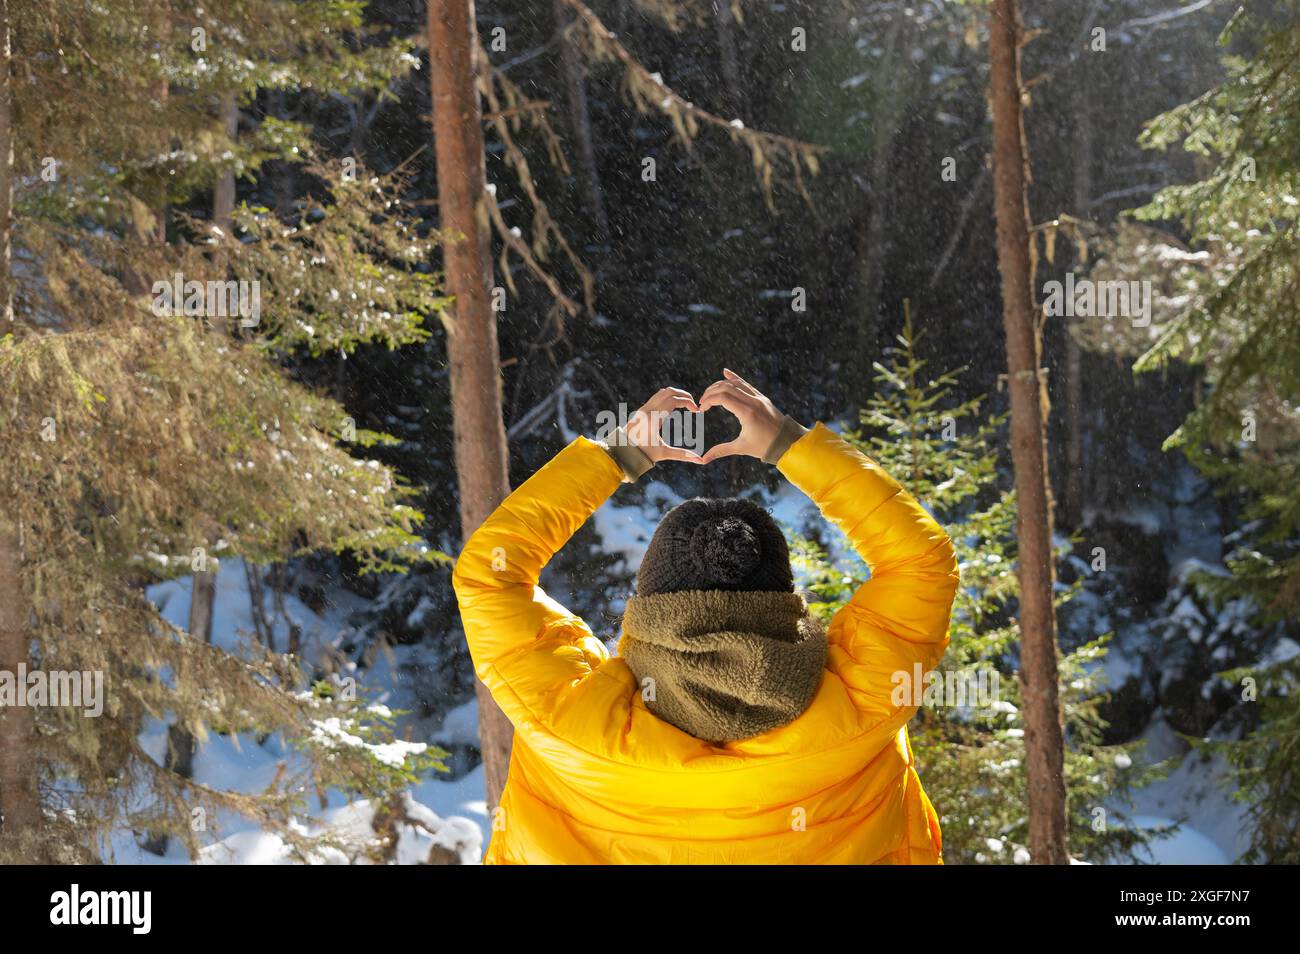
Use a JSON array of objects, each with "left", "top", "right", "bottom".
[{"left": 625, "top": 387, "right": 704, "bottom": 464}]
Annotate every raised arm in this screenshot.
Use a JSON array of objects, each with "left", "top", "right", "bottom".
[
  {"left": 451, "top": 388, "right": 700, "bottom": 733},
  {"left": 777, "top": 424, "right": 959, "bottom": 725}
]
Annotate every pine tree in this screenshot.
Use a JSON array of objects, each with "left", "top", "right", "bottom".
[
  {"left": 1124, "top": 5, "right": 1300, "bottom": 862},
  {"left": 0, "top": 0, "right": 446, "bottom": 861}
]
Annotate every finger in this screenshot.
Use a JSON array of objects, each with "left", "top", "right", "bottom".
[
  {"left": 656, "top": 445, "right": 704, "bottom": 464},
  {"left": 632, "top": 396, "right": 700, "bottom": 448},
  {"left": 647, "top": 388, "right": 700, "bottom": 413},
  {"left": 722, "top": 368, "right": 759, "bottom": 396},
  {"left": 648, "top": 395, "right": 703, "bottom": 424},
  {"left": 659, "top": 386, "right": 699, "bottom": 408},
  {"left": 642, "top": 387, "right": 673, "bottom": 411},
  {"left": 651, "top": 393, "right": 701, "bottom": 412},
  {"left": 698, "top": 380, "right": 746, "bottom": 405},
  {"left": 698, "top": 384, "right": 750, "bottom": 417},
  {"left": 638, "top": 394, "right": 691, "bottom": 421},
  {"left": 700, "top": 440, "right": 745, "bottom": 465}
]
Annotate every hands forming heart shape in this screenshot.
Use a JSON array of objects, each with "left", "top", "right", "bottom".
[{"left": 624, "top": 368, "right": 786, "bottom": 466}]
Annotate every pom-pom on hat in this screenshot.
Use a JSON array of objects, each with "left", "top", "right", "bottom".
[{"left": 636, "top": 497, "right": 794, "bottom": 596}]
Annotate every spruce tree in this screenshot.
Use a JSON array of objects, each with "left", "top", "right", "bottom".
[
  {"left": 1124, "top": 6, "right": 1300, "bottom": 862},
  {"left": 0, "top": 0, "right": 446, "bottom": 862}
]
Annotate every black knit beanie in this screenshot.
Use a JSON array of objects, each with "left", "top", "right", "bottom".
[{"left": 636, "top": 497, "right": 794, "bottom": 596}]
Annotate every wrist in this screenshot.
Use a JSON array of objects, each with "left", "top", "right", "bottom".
[
  {"left": 761, "top": 415, "right": 809, "bottom": 465},
  {"left": 600, "top": 426, "right": 655, "bottom": 482}
]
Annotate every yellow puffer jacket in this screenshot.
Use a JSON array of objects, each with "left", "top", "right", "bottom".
[{"left": 452, "top": 422, "right": 959, "bottom": 864}]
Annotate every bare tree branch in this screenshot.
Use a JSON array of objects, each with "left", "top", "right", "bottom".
[{"left": 560, "top": 0, "right": 826, "bottom": 209}]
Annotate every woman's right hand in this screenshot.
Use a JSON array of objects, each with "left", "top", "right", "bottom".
[{"left": 698, "top": 369, "right": 787, "bottom": 464}]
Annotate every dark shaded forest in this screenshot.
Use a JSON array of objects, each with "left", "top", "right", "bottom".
[{"left": 1, "top": 0, "right": 1297, "bottom": 866}]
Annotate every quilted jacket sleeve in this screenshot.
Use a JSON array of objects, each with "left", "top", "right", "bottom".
[
  {"left": 451, "top": 436, "right": 624, "bottom": 734},
  {"left": 777, "top": 423, "right": 960, "bottom": 728}
]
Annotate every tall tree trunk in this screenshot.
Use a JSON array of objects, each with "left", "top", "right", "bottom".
[
  {"left": 0, "top": 1, "right": 39, "bottom": 849},
  {"left": 0, "top": 19, "right": 34, "bottom": 828},
  {"left": 193, "top": 83, "right": 233, "bottom": 720},
  {"left": 213, "top": 90, "right": 238, "bottom": 231},
  {"left": 0, "top": 524, "right": 38, "bottom": 843},
  {"left": 188, "top": 74, "right": 223, "bottom": 785},
  {"left": 853, "top": 8, "right": 908, "bottom": 394},
  {"left": 0, "top": 0, "right": 11, "bottom": 327},
  {"left": 553, "top": 0, "right": 608, "bottom": 243},
  {"left": 427, "top": 0, "right": 515, "bottom": 816},
  {"left": 0, "top": 521, "right": 40, "bottom": 844},
  {"left": 1063, "top": 81, "right": 1092, "bottom": 531},
  {"left": 270, "top": 89, "right": 296, "bottom": 219},
  {"left": 987, "top": 0, "right": 1069, "bottom": 865},
  {"left": 715, "top": 0, "right": 745, "bottom": 117}
]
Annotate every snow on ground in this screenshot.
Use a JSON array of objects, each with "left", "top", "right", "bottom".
[
  {"left": 590, "top": 477, "right": 683, "bottom": 582},
  {"left": 191, "top": 790, "right": 482, "bottom": 865},
  {"left": 1128, "top": 818, "right": 1229, "bottom": 865},
  {"left": 120, "top": 560, "right": 487, "bottom": 865},
  {"left": 1118, "top": 717, "right": 1250, "bottom": 864}
]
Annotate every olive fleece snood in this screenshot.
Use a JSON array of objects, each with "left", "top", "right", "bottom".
[{"left": 620, "top": 589, "right": 826, "bottom": 744}]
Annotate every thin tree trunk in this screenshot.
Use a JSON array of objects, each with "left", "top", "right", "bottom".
[
  {"left": 167, "top": 76, "right": 226, "bottom": 816},
  {"left": 553, "top": 0, "right": 608, "bottom": 243},
  {"left": 165, "top": 568, "right": 217, "bottom": 782},
  {"left": 271, "top": 89, "right": 296, "bottom": 219},
  {"left": 0, "top": 2, "right": 39, "bottom": 848},
  {"left": 190, "top": 569, "right": 217, "bottom": 648},
  {"left": 428, "top": 0, "right": 515, "bottom": 816},
  {"left": 140, "top": 28, "right": 195, "bottom": 855},
  {"left": 715, "top": 0, "right": 745, "bottom": 117},
  {"left": 0, "top": 523, "right": 40, "bottom": 843},
  {"left": 185, "top": 80, "right": 232, "bottom": 734},
  {"left": 1063, "top": 85, "right": 1091, "bottom": 531},
  {"left": 0, "top": 0, "right": 10, "bottom": 328},
  {"left": 853, "top": 9, "right": 908, "bottom": 390},
  {"left": 987, "top": 0, "right": 1069, "bottom": 865},
  {"left": 144, "top": 560, "right": 217, "bottom": 856},
  {"left": 213, "top": 90, "right": 238, "bottom": 231}
]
